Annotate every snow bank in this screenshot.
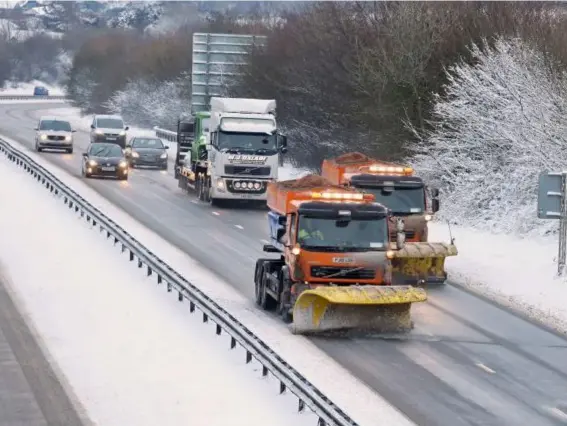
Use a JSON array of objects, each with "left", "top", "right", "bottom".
[
  {"left": 0, "top": 133, "right": 415, "bottom": 426},
  {"left": 0, "top": 80, "right": 65, "bottom": 96},
  {"left": 0, "top": 155, "right": 319, "bottom": 426},
  {"left": 430, "top": 221, "right": 567, "bottom": 334},
  {"left": 410, "top": 37, "right": 567, "bottom": 237}
]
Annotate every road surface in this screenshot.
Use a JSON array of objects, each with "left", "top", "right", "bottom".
[
  {"left": 0, "top": 268, "right": 86, "bottom": 426},
  {"left": 2, "top": 102, "right": 567, "bottom": 426}
]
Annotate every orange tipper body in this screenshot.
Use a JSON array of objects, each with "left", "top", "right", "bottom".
[
  {"left": 266, "top": 175, "right": 395, "bottom": 289},
  {"left": 321, "top": 152, "right": 435, "bottom": 242}
]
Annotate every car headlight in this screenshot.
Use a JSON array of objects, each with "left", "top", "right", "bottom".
[
  {"left": 131, "top": 151, "right": 139, "bottom": 158},
  {"left": 64, "top": 135, "right": 72, "bottom": 142},
  {"left": 424, "top": 214, "right": 432, "bottom": 221},
  {"left": 119, "top": 130, "right": 126, "bottom": 136},
  {"left": 160, "top": 152, "right": 167, "bottom": 159},
  {"left": 118, "top": 161, "right": 128, "bottom": 168},
  {"left": 88, "top": 160, "right": 97, "bottom": 167},
  {"left": 95, "top": 130, "right": 104, "bottom": 135},
  {"left": 39, "top": 134, "right": 47, "bottom": 140}
]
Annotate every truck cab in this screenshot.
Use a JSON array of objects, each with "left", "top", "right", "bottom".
[{"left": 322, "top": 153, "right": 439, "bottom": 242}]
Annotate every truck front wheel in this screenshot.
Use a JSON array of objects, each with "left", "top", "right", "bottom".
[{"left": 255, "top": 262, "right": 277, "bottom": 311}]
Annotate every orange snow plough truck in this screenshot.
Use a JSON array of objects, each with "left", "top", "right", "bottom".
[
  {"left": 322, "top": 152, "right": 457, "bottom": 285},
  {"left": 255, "top": 174, "right": 427, "bottom": 335}
]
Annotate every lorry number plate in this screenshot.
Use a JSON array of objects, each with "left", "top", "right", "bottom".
[{"left": 332, "top": 257, "right": 353, "bottom": 263}]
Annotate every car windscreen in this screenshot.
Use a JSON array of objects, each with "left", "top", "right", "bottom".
[
  {"left": 39, "top": 120, "right": 71, "bottom": 132},
  {"left": 89, "top": 144, "right": 123, "bottom": 157},
  {"left": 96, "top": 118, "right": 124, "bottom": 129},
  {"left": 131, "top": 138, "right": 164, "bottom": 149}
]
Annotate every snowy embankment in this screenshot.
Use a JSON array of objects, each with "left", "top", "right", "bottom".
[
  {"left": 0, "top": 133, "right": 415, "bottom": 425},
  {"left": 23, "top": 104, "right": 567, "bottom": 334},
  {"left": 0, "top": 153, "right": 322, "bottom": 426}
]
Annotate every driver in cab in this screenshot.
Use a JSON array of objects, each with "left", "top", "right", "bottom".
[{"left": 298, "top": 218, "right": 324, "bottom": 244}]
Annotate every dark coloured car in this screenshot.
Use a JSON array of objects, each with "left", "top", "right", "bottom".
[
  {"left": 81, "top": 142, "right": 129, "bottom": 180},
  {"left": 33, "top": 86, "right": 49, "bottom": 96},
  {"left": 125, "top": 137, "right": 169, "bottom": 170}
]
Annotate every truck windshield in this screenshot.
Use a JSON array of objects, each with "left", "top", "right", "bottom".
[
  {"left": 297, "top": 216, "right": 388, "bottom": 252},
  {"left": 362, "top": 187, "right": 425, "bottom": 214},
  {"left": 218, "top": 131, "right": 277, "bottom": 154}
]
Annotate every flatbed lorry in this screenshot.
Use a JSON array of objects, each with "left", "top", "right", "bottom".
[
  {"left": 255, "top": 174, "right": 430, "bottom": 335},
  {"left": 174, "top": 97, "right": 287, "bottom": 207}
]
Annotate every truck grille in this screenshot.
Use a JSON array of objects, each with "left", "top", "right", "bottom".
[
  {"left": 390, "top": 231, "right": 415, "bottom": 241},
  {"left": 224, "top": 165, "right": 271, "bottom": 176},
  {"left": 310, "top": 266, "right": 376, "bottom": 280}
]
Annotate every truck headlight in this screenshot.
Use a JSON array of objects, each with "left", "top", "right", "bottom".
[
  {"left": 424, "top": 214, "right": 432, "bottom": 221},
  {"left": 253, "top": 182, "right": 261, "bottom": 189},
  {"left": 216, "top": 178, "right": 225, "bottom": 190},
  {"left": 40, "top": 134, "right": 47, "bottom": 140},
  {"left": 160, "top": 152, "right": 167, "bottom": 159}
]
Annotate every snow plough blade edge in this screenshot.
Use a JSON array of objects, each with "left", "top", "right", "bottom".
[
  {"left": 391, "top": 242, "right": 458, "bottom": 285},
  {"left": 291, "top": 285, "right": 427, "bottom": 335}
]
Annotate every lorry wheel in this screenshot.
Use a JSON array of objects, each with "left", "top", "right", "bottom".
[
  {"left": 278, "top": 272, "right": 293, "bottom": 323},
  {"left": 255, "top": 263, "right": 277, "bottom": 311},
  {"left": 197, "top": 175, "right": 206, "bottom": 201}
]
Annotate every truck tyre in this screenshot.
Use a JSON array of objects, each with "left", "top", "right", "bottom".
[
  {"left": 255, "top": 262, "right": 277, "bottom": 311},
  {"left": 278, "top": 268, "right": 293, "bottom": 323},
  {"left": 197, "top": 174, "right": 206, "bottom": 201}
]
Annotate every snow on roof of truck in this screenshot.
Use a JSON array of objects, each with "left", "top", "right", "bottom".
[{"left": 210, "top": 97, "right": 276, "bottom": 114}]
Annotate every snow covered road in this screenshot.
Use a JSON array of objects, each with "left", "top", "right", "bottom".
[
  {"left": 2, "top": 101, "right": 567, "bottom": 426},
  {"left": 0, "top": 150, "right": 319, "bottom": 425}
]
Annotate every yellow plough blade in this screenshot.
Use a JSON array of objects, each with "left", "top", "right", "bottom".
[
  {"left": 291, "top": 285, "right": 427, "bottom": 335},
  {"left": 391, "top": 242, "right": 458, "bottom": 285}
]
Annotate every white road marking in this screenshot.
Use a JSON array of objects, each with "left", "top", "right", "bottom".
[
  {"left": 212, "top": 211, "right": 220, "bottom": 216},
  {"left": 543, "top": 406, "right": 567, "bottom": 422},
  {"left": 234, "top": 225, "right": 244, "bottom": 230},
  {"left": 260, "top": 239, "right": 270, "bottom": 244},
  {"left": 475, "top": 363, "right": 495, "bottom": 374}
]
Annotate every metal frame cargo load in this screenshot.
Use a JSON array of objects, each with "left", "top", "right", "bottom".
[
  {"left": 255, "top": 174, "right": 429, "bottom": 335},
  {"left": 174, "top": 97, "right": 288, "bottom": 207},
  {"left": 322, "top": 152, "right": 457, "bottom": 285}
]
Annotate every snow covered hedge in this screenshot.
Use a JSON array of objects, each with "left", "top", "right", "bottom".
[{"left": 409, "top": 37, "right": 567, "bottom": 237}]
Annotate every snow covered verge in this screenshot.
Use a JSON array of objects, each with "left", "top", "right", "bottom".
[
  {"left": 0, "top": 154, "right": 323, "bottom": 426},
  {"left": 0, "top": 136, "right": 416, "bottom": 425},
  {"left": 430, "top": 221, "right": 567, "bottom": 335},
  {"left": 0, "top": 80, "right": 65, "bottom": 96}
]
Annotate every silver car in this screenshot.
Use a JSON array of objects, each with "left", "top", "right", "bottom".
[
  {"left": 90, "top": 114, "right": 129, "bottom": 148},
  {"left": 34, "top": 116, "right": 76, "bottom": 153}
]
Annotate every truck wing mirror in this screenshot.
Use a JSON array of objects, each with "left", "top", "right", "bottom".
[
  {"left": 280, "top": 146, "right": 288, "bottom": 154},
  {"left": 263, "top": 244, "right": 280, "bottom": 253},
  {"left": 205, "top": 144, "right": 212, "bottom": 152},
  {"left": 432, "top": 198, "right": 440, "bottom": 213},
  {"left": 278, "top": 134, "right": 288, "bottom": 148},
  {"left": 431, "top": 187, "right": 440, "bottom": 198},
  {"left": 276, "top": 228, "right": 286, "bottom": 242},
  {"left": 277, "top": 216, "right": 287, "bottom": 225}
]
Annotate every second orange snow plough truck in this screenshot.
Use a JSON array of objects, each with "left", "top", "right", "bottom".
[
  {"left": 255, "top": 174, "right": 428, "bottom": 335},
  {"left": 322, "top": 153, "right": 457, "bottom": 285}
]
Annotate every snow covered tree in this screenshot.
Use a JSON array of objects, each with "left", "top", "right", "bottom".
[{"left": 409, "top": 37, "right": 567, "bottom": 236}]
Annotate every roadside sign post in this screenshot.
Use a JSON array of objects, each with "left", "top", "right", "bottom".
[{"left": 537, "top": 171, "right": 567, "bottom": 275}]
